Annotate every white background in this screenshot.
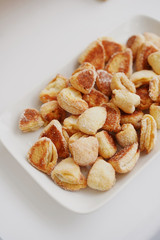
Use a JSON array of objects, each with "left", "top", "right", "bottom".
[{"left": 1, "top": 0, "right": 160, "bottom": 239}]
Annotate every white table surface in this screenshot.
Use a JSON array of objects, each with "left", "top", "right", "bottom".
[{"left": 1, "top": 0, "right": 160, "bottom": 239}]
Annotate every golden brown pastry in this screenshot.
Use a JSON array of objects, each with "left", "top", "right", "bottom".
[
  {"left": 87, "top": 157, "right": 116, "bottom": 191},
  {"left": 40, "top": 74, "right": 69, "bottom": 103},
  {"left": 27, "top": 137, "right": 58, "bottom": 175},
  {"left": 105, "top": 48, "right": 133, "bottom": 77},
  {"left": 150, "top": 103, "right": 160, "bottom": 129},
  {"left": 72, "top": 62, "right": 96, "bottom": 75},
  {"left": 68, "top": 132, "right": 87, "bottom": 154},
  {"left": 96, "top": 130, "right": 117, "bottom": 159},
  {"left": 77, "top": 106, "right": 107, "bottom": 135},
  {"left": 99, "top": 37, "right": 125, "bottom": 62},
  {"left": 40, "top": 119, "right": 69, "bottom": 158},
  {"left": 112, "top": 89, "right": 140, "bottom": 114},
  {"left": 70, "top": 136, "right": 99, "bottom": 166},
  {"left": 96, "top": 70, "right": 112, "bottom": 96},
  {"left": 51, "top": 157, "right": 87, "bottom": 191},
  {"left": 83, "top": 88, "right": 108, "bottom": 107},
  {"left": 19, "top": 108, "right": 44, "bottom": 132},
  {"left": 63, "top": 115, "right": 79, "bottom": 136},
  {"left": 120, "top": 110, "right": 144, "bottom": 129},
  {"left": 140, "top": 114, "right": 157, "bottom": 153},
  {"left": 116, "top": 124, "right": 138, "bottom": 147},
  {"left": 143, "top": 32, "right": 160, "bottom": 49},
  {"left": 79, "top": 40, "right": 105, "bottom": 70},
  {"left": 148, "top": 51, "right": 160, "bottom": 74},
  {"left": 130, "top": 70, "right": 157, "bottom": 88},
  {"left": 149, "top": 76, "right": 160, "bottom": 101},
  {"left": 40, "top": 100, "right": 66, "bottom": 125},
  {"left": 102, "top": 102, "right": 121, "bottom": 132},
  {"left": 70, "top": 69, "right": 97, "bottom": 94},
  {"left": 57, "top": 87, "right": 88, "bottom": 115},
  {"left": 135, "top": 41, "right": 158, "bottom": 71},
  {"left": 108, "top": 143, "right": 140, "bottom": 173},
  {"left": 126, "top": 34, "right": 145, "bottom": 60},
  {"left": 136, "top": 85, "right": 153, "bottom": 110},
  {"left": 111, "top": 72, "right": 136, "bottom": 93}
]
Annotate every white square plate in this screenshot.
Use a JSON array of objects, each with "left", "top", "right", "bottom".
[{"left": 1, "top": 15, "right": 160, "bottom": 214}]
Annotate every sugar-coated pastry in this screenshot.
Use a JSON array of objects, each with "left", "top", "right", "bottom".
[
  {"left": 135, "top": 42, "right": 158, "bottom": 71},
  {"left": 148, "top": 51, "right": 160, "bottom": 74},
  {"left": 87, "top": 157, "right": 116, "bottom": 191},
  {"left": 136, "top": 85, "right": 153, "bottom": 110},
  {"left": 63, "top": 115, "right": 79, "bottom": 136},
  {"left": 130, "top": 70, "right": 157, "bottom": 88},
  {"left": 111, "top": 72, "right": 136, "bottom": 93},
  {"left": 70, "top": 136, "right": 99, "bottom": 166},
  {"left": 116, "top": 124, "right": 138, "bottom": 147},
  {"left": 149, "top": 77, "right": 160, "bottom": 101},
  {"left": 120, "top": 110, "right": 144, "bottom": 129},
  {"left": 112, "top": 89, "right": 140, "bottom": 114},
  {"left": 72, "top": 62, "right": 96, "bottom": 75},
  {"left": 105, "top": 48, "right": 133, "bottom": 77},
  {"left": 70, "top": 69, "right": 97, "bottom": 94},
  {"left": 27, "top": 137, "right": 58, "bottom": 175},
  {"left": 51, "top": 157, "right": 87, "bottom": 191},
  {"left": 150, "top": 103, "right": 160, "bottom": 129},
  {"left": 79, "top": 40, "right": 105, "bottom": 70},
  {"left": 99, "top": 37, "right": 125, "bottom": 62},
  {"left": 143, "top": 32, "right": 160, "bottom": 49},
  {"left": 77, "top": 106, "right": 107, "bottom": 135},
  {"left": 96, "top": 70, "right": 112, "bottom": 96},
  {"left": 40, "top": 100, "right": 66, "bottom": 125},
  {"left": 126, "top": 34, "right": 145, "bottom": 61},
  {"left": 40, "top": 120, "right": 69, "bottom": 158},
  {"left": 83, "top": 88, "right": 108, "bottom": 107},
  {"left": 69, "top": 132, "right": 88, "bottom": 154},
  {"left": 57, "top": 87, "right": 88, "bottom": 115},
  {"left": 96, "top": 130, "right": 117, "bottom": 159},
  {"left": 140, "top": 114, "right": 157, "bottom": 153},
  {"left": 108, "top": 143, "right": 140, "bottom": 173},
  {"left": 102, "top": 102, "right": 121, "bottom": 132},
  {"left": 19, "top": 108, "right": 44, "bottom": 132},
  {"left": 39, "top": 74, "right": 69, "bottom": 103}
]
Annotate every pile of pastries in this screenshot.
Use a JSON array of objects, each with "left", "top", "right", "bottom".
[{"left": 19, "top": 32, "right": 160, "bottom": 192}]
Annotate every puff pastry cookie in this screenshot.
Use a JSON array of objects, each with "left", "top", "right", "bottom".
[
  {"left": 79, "top": 40, "right": 105, "bottom": 70},
  {"left": 150, "top": 103, "right": 160, "bottom": 129},
  {"left": 116, "top": 123, "right": 138, "bottom": 147},
  {"left": 70, "top": 136, "right": 99, "bottom": 166},
  {"left": 108, "top": 143, "right": 140, "bottom": 173},
  {"left": 120, "top": 110, "right": 144, "bottom": 129},
  {"left": 140, "top": 114, "right": 157, "bottom": 153},
  {"left": 130, "top": 70, "right": 157, "bottom": 88},
  {"left": 87, "top": 157, "right": 116, "bottom": 191},
  {"left": 96, "top": 130, "right": 117, "bottom": 159},
  {"left": 19, "top": 108, "right": 44, "bottom": 132},
  {"left": 69, "top": 132, "right": 88, "bottom": 155},
  {"left": 112, "top": 89, "right": 140, "bottom": 114},
  {"left": 99, "top": 37, "right": 125, "bottom": 62},
  {"left": 148, "top": 51, "right": 160, "bottom": 75},
  {"left": 96, "top": 70, "right": 112, "bottom": 96},
  {"left": 83, "top": 88, "right": 108, "bottom": 107},
  {"left": 111, "top": 72, "right": 136, "bottom": 93},
  {"left": 105, "top": 48, "right": 133, "bottom": 77},
  {"left": 126, "top": 34, "right": 145, "bottom": 60},
  {"left": 40, "top": 120, "right": 69, "bottom": 158},
  {"left": 72, "top": 62, "right": 96, "bottom": 75},
  {"left": 57, "top": 87, "right": 88, "bottom": 115},
  {"left": 77, "top": 106, "right": 107, "bottom": 135},
  {"left": 149, "top": 76, "right": 160, "bottom": 102},
  {"left": 40, "top": 100, "right": 66, "bottom": 125},
  {"left": 40, "top": 74, "right": 69, "bottom": 103},
  {"left": 51, "top": 157, "right": 87, "bottom": 191},
  {"left": 136, "top": 85, "right": 153, "bottom": 110},
  {"left": 27, "top": 137, "right": 58, "bottom": 175},
  {"left": 70, "top": 69, "right": 97, "bottom": 94},
  {"left": 135, "top": 42, "right": 158, "bottom": 71},
  {"left": 102, "top": 102, "right": 121, "bottom": 132},
  {"left": 143, "top": 32, "right": 160, "bottom": 49},
  {"left": 63, "top": 115, "right": 79, "bottom": 136}
]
